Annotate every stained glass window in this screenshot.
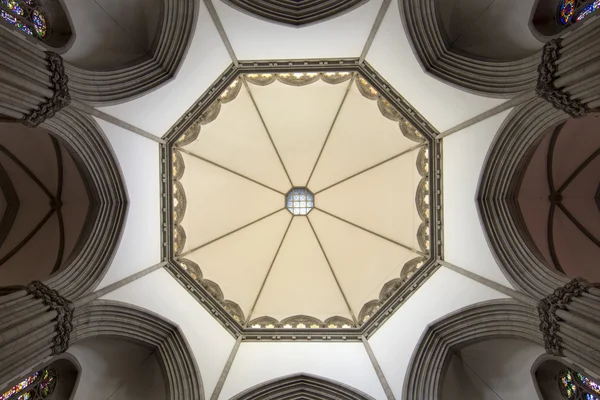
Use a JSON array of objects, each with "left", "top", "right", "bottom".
[
  {"left": 0, "top": 368, "right": 57, "bottom": 400},
  {"left": 558, "top": 0, "right": 600, "bottom": 25},
  {"left": 286, "top": 188, "right": 314, "bottom": 216},
  {"left": 0, "top": 0, "right": 47, "bottom": 38},
  {"left": 576, "top": 0, "right": 600, "bottom": 21},
  {"left": 559, "top": 369, "right": 600, "bottom": 400}
]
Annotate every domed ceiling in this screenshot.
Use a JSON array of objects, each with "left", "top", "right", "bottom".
[{"left": 166, "top": 66, "right": 441, "bottom": 334}]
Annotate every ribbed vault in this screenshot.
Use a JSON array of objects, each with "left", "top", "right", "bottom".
[{"left": 170, "top": 71, "right": 433, "bottom": 329}]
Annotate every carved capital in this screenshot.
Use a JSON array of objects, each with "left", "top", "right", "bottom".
[
  {"left": 536, "top": 39, "right": 588, "bottom": 118},
  {"left": 25, "top": 281, "right": 74, "bottom": 354},
  {"left": 22, "top": 52, "right": 71, "bottom": 128},
  {"left": 538, "top": 278, "right": 593, "bottom": 356}
]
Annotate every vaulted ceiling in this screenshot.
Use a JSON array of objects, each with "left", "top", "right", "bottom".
[{"left": 171, "top": 72, "right": 431, "bottom": 328}]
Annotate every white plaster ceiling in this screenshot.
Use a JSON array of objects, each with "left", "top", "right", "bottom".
[{"left": 174, "top": 73, "right": 427, "bottom": 326}]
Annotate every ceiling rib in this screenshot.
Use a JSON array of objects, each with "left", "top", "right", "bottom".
[
  {"left": 242, "top": 77, "right": 294, "bottom": 187},
  {"left": 0, "top": 144, "right": 54, "bottom": 200},
  {"left": 245, "top": 215, "right": 294, "bottom": 326},
  {"left": 178, "top": 208, "right": 286, "bottom": 258},
  {"left": 314, "top": 142, "right": 426, "bottom": 195},
  {"left": 203, "top": 0, "right": 239, "bottom": 66},
  {"left": 50, "top": 137, "right": 65, "bottom": 273},
  {"left": 306, "top": 215, "right": 358, "bottom": 325},
  {"left": 177, "top": 147, "right": 285, "bottom": 195},
  {"left": 359, "top": 0, "right": 392, "bottom": 64},
  {"left": 315, "top": 207, "right": 424, "bottom": 256},
  {"left": 305, "top": 73, "right": 356, "bottom": 188}
]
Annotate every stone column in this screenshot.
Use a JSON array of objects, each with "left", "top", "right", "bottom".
[
  {"left": 0, "top": 263, "right": 165, "bottom": 389},
  {"left": 538, "top": 278, "right": 600, "bottom": 374},
  {"left": 0, "top": 28, "right": 70, "bottom": 126},
  {"left": 0, "top": 282, "right": 73, "bottom": 386},
  {"left": 440, "top": 261, "right": 600, "bottom": 377},
  {"left": 536, "top": 18, "right": 600, "bottom": 117}
]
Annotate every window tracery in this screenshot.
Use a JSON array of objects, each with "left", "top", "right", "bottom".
[
  {"left": 558, "top": 0, "right": 600, "bottom": 25},
  {"left": 0, "top": 0, "right": 47, "bottom": 38},
  {"left": 560, "top": 369, "right": 600, "bottom": 399},
  {"left": 1, "top": 368, "right": 57, "bottom": 400}
]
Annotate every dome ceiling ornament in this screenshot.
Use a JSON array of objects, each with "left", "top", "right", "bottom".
[{"left": 162, "top": 59, "right": 442, "bottom": 341}]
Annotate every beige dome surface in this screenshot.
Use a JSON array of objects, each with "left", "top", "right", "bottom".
[{"left": 172, "top": 72, "right": 430, "bottom": 328}]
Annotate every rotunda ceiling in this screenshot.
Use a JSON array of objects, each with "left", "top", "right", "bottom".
[{"left": 170, "top": 70, "right": 436, "bottom": 331}]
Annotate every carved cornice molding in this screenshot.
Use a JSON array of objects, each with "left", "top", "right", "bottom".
[
  {"left": 72, "top": 300, "right": 203, "bottom": 400},
  {"left": 399, "top": 0, "right": 539, "bottom": 96},
  {"left": 65, "top": 0, "right": 199, "bottom": 105},
  {"left": 230, "top": 373, "right": 375, "bottom": 400},
  {"left": 403, "top": 300, "right": 543, "bottom": 400},
  {"left": 220, "top": 0, "right": 369, "bottom": 26}
]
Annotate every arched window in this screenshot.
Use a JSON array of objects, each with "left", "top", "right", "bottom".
[
  {"left": 558, "top": 0, "right": 600, "bottom": 25},
  {"left": 559, "top": 369, "right": 600, "bottom": 399},
  {"left": 0, "top": 0, "right": 47, "bottom": 39},
  {"left": 0, "top": 367, "right": 57, "bottom": 400}
]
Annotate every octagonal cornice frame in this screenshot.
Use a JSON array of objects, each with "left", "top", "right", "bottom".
[{"left": 160, "top": 58, "right": 443, "bottom": 341}]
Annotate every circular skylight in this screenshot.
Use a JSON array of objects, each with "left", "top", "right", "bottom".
[{"left": 286, "top": 188, "right": 314, "bottom": 215}]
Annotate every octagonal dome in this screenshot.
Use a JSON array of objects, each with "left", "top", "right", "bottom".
[{"left": 170, "top": 70, "right": 434, "bottom": 330}]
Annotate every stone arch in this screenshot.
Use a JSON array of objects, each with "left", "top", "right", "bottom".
[
  {"left": 219, "top": 0, "right": 370, "bottom": 26},
  {"left": 400, "top": 0, "right": 542, "bottom": 96},
  {"left": 71, "top": 300, "right": 203, "bottom": 400},
  {"left": 477, "top": 98, "right": 572, "bottom": 299},
  {"left": 0, "top": 122, "right": 93, "bottom": 286},
  {"left": 230, "top": 373, "right": 376, "bottom": 400},
  {"left": 0, "top": 106, "right": 126, "bottom": 298},
  {"left": 36, "top": 107, "right": 127, "bottom": 298},
  {"left": 64, "top": 0, "right": 199, "bottom": 105},
  {"left": 403, "top": 299, "right": 543, "bottom": 400}
]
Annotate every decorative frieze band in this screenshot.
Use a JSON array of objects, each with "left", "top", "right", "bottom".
[
  {"left": 538, "top": 278, "right": 594, "bottom": 356},
  {"left": 536, "top": 39, "right": 588, "bottom": 118},
  {"left": 22, "top": 52, "right": 71, "bottom": 128},
  {"left": 25, "top": 281, "right": 73, "bottom": 354}
]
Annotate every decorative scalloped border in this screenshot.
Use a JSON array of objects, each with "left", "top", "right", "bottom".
[
  {"left": 172, "top": 71, "right": 432, "bottom": 328},
  {"left": 161, "top": 59, "right": 442, "bottom": 339}
]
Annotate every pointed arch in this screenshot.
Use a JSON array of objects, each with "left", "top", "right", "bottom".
[
  {"left": 403, "top": 299, "right": 543, "bottom": 400},
  {"left": 477, "top": 98, "right": 571, "bottom": 298},
  {"left": 65, "top": 0, "right": 199, "bottom": 105},
  {"left": 400, "top": 0, "right": 541, "bottom": 96},
  {"left": 71, "top": 300, "right": 204, "bottom": 400},
  {"left": 230, "top": 373, "right": 376, "bottom": 400}
]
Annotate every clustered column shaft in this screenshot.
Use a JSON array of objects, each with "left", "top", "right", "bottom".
[
  {"left": 536, "top": 18, "right": 600, "bottom": 116},
  {"left": 0, "top": 28, "right": 70, "bottom": 126}
]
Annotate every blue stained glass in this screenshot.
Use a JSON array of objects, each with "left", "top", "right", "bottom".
[
  {"left": 559, "top": 0, "right": 577, "bottom": 24},
  {"left": 576, "top": 0, "right": 600, "bottom": 21},
  {"left": 0, "top": 0, "right": 23, "bottom": 15},
  {"left": 1, "top": 10, "right": 32, "bottom": 35}
]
